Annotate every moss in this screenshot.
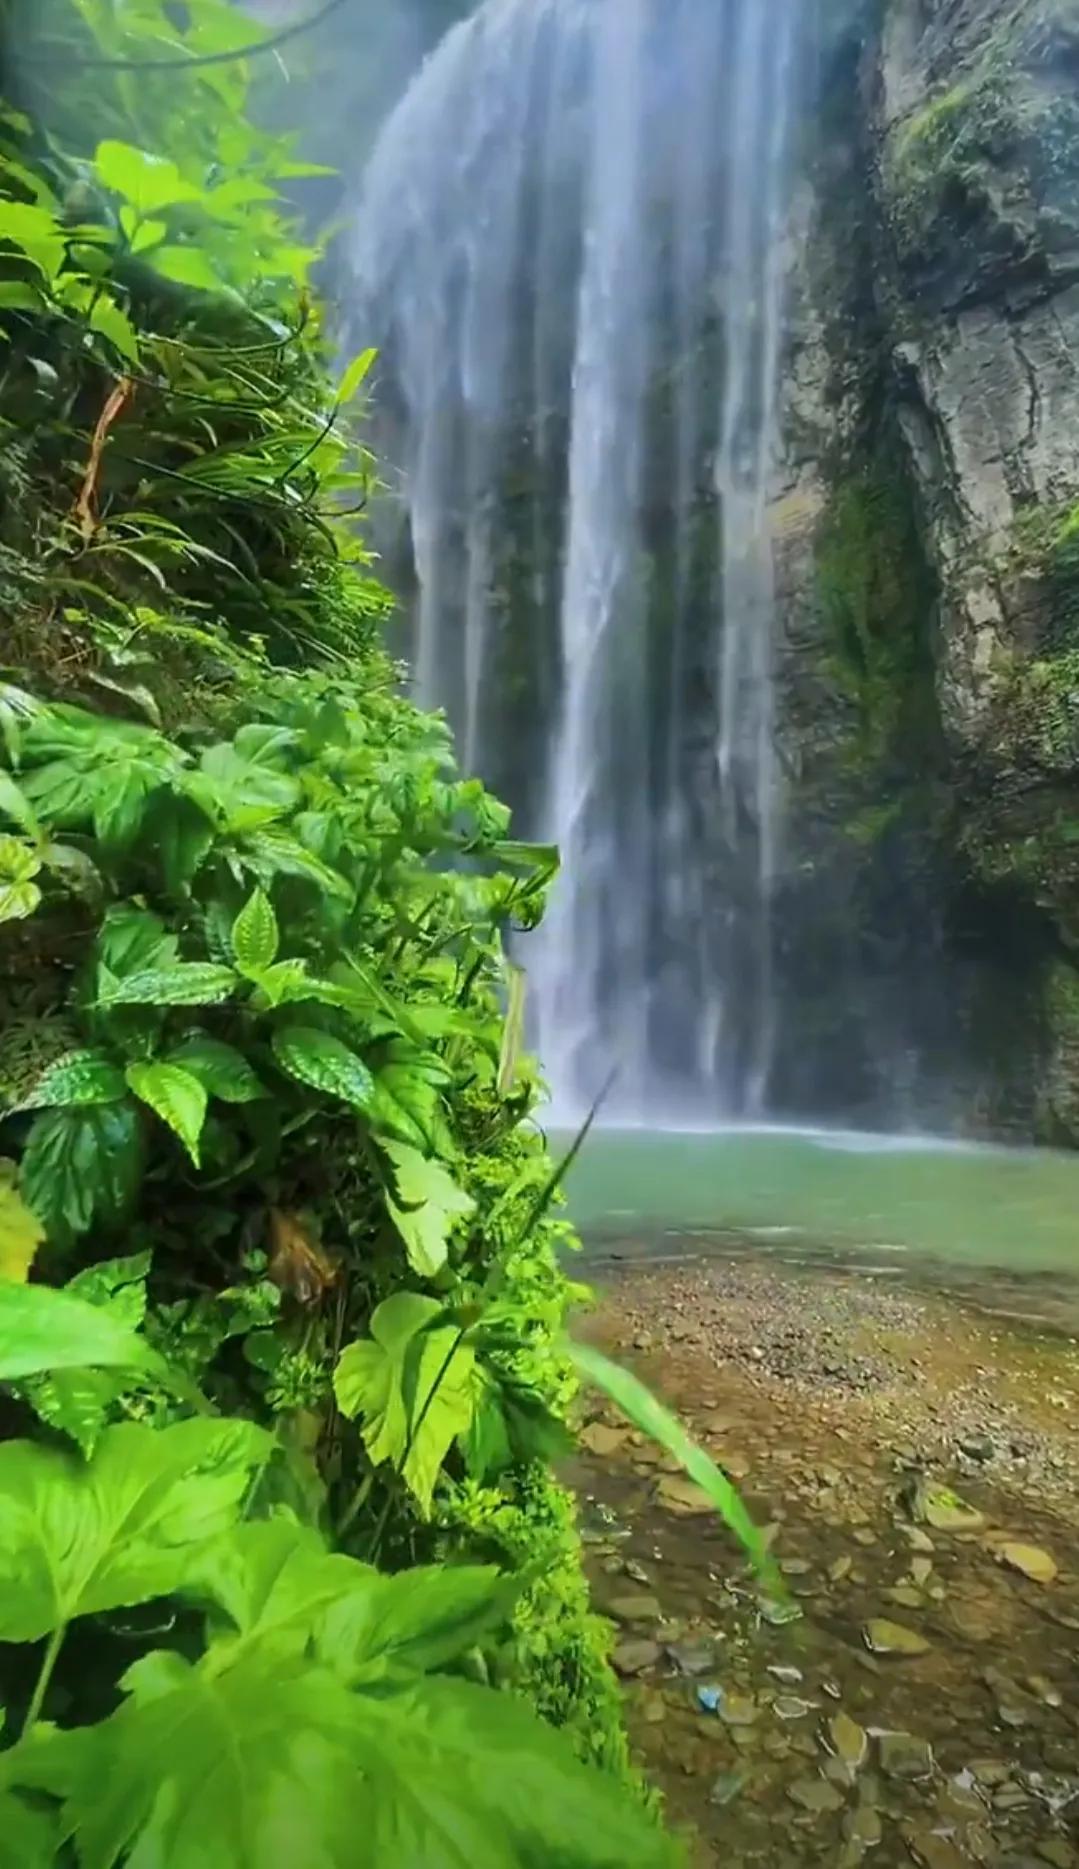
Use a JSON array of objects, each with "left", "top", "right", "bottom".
[{"left": 813, "top": 439, "right": 938, "bottom": 785}]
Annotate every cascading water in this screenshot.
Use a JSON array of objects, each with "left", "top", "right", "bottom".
[{"left": 351, "top": 0, "right": 800, "bottom": 1122}]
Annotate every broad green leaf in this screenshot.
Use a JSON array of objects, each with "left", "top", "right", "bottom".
[
  {"left": 569, "top": 1342, "right": 775, "bottom": 1582},
  {"left": 231, "top": 887, "right": 278, "bottom": 975},
  {"left": 148, "top": 245, "right": 225, "bottom": 292},
  {"left": 126, "top": 1062, "right": 208, "bottom": 1165},
  {"left": 0, "top": 1281, "right": 163, "bottom": 1385},
  {"left": 272, "top": 1027, "right": 375, "bottom": 1112},
  {"left": 0, "top": 1756, "right": 57, "bottom": 1869},
  {"left": 100, "top": 962, "right": 237, "bottom": 1008},
  {"left": 94, "top": 904, "right": 178, "bottom": 981},
  {"left": 319, "top": 1562, "right": 516, "bottom": 1682},
  {"left": 337, "top": 347, "right": 376, "bottom": 405},
  {"left": 88, "top": 295, "right": 139, "bottom": 364},
  {"left": 95, "top": 142, "right": 203, "bottom": 215},
  {"left": 191, "top": 1519, "right": 369, "bottom": 1660},
  {"left": 0, "top": 770, "right": 40, "bottom": 839},
  {"left": 242, "top": 829, "right": 353, "bottom": 899},
  {"left": 17, "top": 1256, "right": 152, "bottom": 1455},
  {"left": 381, "top": 1140, "right": 475, "bottom": 1278},
  {"left": 92, "top": 768, "right": 156, "bottom": 849},
  {"left": 0, "top": 200, "right": 65, "bottom": 278},
  {"left": 334, "top": 1293, "right": 476, "bottom": 1515},
  {"left": 0, "top": 832, "right": 39, "bottom": 883},
  {"left": 190, "top": 1519, "right": 513, "bottom": 1680},
  {"left": 18, "top": 1050, "right": 127, "bottom": 1111},
  {"left": 0, "top": 1162, "right": 43, "bottom": 1282},
  {"left": 0, "top": 1417, "right": 270, "bottom": 1642},
  {"left": 21, "top": 1102, "right": 143, "bottom": 1246},
  {"left": 0, "top": 879, "right": 40, "bottom": 923},
  {"left": 167, "top": 1037, "right": 264, "bottom": 1104},
  {"left": 36, "top": 1648, "right": 678, "bottom": 1869}
]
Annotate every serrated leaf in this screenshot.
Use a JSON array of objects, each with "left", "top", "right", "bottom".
[
  {"left": 95, "top": 141, "right": 203, "bottom": 215},
  {"left": 0, "top": 833, "right": 39, "bottom": 883},
  {"left": 0, "top": 1163, "right": 43, "bottom": 1282},
  {"left": 0, "top": 1280, "right": 163, "bottom": 1384},
  {"left": 272, "top": 1027, "right": 374, "bottom": 1111},
  {"left": 92, "top": 768, "right": 155, "bottom": 849},
  {"left": 19, "top": 1049, "right": 126, "bottom": 1110},
  {"left": 0, "top": 1417, "right": 270, "bottom": 1642},
  {"left": 126, "top": 1062, "right": 207, "bottom": 1165},
  {"left": 381, "top": 1140, "right": 475, "bottom": 1278},
  {"left": 21, "top": 1102, "right": 143, "bottom": 1247},
  {"left": 0, "top": 770, "right": 39, "bottom": 839},
  {"left": 167, "top": 1037, "right": 264, "bottom": 1104},
  {"left": 0, "top": 879, "right": 40, "bottom": 923},
  {"left": 88, "top": 295, "right": 139, "bottom": 364},
  {"left": 94, "top": 904, "right": 178, "bottom": 981},
  {"left": 42, "top": 1659, "right": 675, "bottom": 1869},
  {"left": 231, "top": 887, "right": 278, "bottom": 975},
  {"left": 18, "top": 1251, "right": 155, "bottom": 1451},
  {"left": 334, "top": 1293, "right": 476, "bottom": 1515},
  {"left": 242, "top": 829, "right": 353, "bottom": 899},
  {"left": 147, "top": 245, "right": 224, "bottom": 291},
  {"left": 101, "top": 962, "right": 237, "bottom": 1008}
]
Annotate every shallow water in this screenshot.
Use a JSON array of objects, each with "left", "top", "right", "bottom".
[
  {"left": 560, "top": 1125, "right": 1079, "bottom": 1279},
  {"left": 575, "top": 1258, "right": 1079, "bottom": 1868}
]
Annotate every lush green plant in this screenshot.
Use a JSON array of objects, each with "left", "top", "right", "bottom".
[
  {"left": 0, "top": 1284, "right": 677, "bottom": 1868},
  {"left": 0, "top": 5, "right": 770, "bottom": 1861}
]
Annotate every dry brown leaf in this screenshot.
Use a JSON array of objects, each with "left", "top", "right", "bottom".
[{"left": 268, "top": 1207, "right": 338, "bottom": 1306}]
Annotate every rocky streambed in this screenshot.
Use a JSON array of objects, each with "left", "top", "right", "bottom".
[{"left": 572, "top": 1252, "right": 1079, "bottom": 1868}]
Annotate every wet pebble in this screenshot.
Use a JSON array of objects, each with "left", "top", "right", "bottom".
[
  {"left": 864, "top": 1618, "right": 931, "bottom": 1656},
  {"left": 787, "top": 1775, "right": 846, "bottom": 1814},
  {"left": 879, "top": 1732, "right": 935, "bottom": 1780}
]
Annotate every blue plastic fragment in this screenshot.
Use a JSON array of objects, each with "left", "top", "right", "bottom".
[{"left": 697, "top": 1685, "right": 722, "bottom": 1714}]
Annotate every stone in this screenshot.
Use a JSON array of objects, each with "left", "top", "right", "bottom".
[
  {"left": 1036, "top": 1844, "right": 1079, "bottom": 1868},
  {"left": 709, "top": 1772, "right": 745, "bottom": 1808},
  {"left": 655, "top": 1475, "right": 713, "bottom": 1515},
  {"left": 843, "top": 1804, "right": 882, "bottom": 1849},
  {"left": 612, "top": 1639, "right": 661, "bottom": 1677},
  {"left": 607, "top": 1593, "right": 663, "bottom": 1624},
  {"left": 879, "top": 1733, "right": 935, "bottom": 1780},
  {"left": 959, "top": 1434, "right": 995, "bottom": 1462},
  {"left": 787, "top": 1775, "right": 846, "bottom": 1814},
  {"left": 863, "top": 1618, "right": 930, "bottom": 1657},
  {"left": 827, "top": 1712, "right": 868, "bottom": 1772},
  {"left": 925, "top": 1490, "right": 986, "bottom": 1535},
  {"left": 780, "top": 1557, "right": 812, "bottom": 1577},
  {"left": 580, "top": 1423, "right": 629, "bottom": 1457},
  {"left": 767, "top": 1664, "right": 804, "bottom": 1685},
  {"left": 910, "top": 1557, "right": 933, "bottom": 1587},
  {"left": 773, "top": 1695, "right": 818, "bottom": 1720},
  {"left": 903, "top": 1829, "right": 966, "bottom": 1869},
  {"left": 996, "top": 1541, "right": 1058, "bottom": 1584},
  {"left": 887, "top": 1584, "right": 926, "bottom": 1610},
  {"left": 829, "top": 1554, "right": 854, "bottom": 1583},
  {"left": 718, "top": 1692, "right": 759, "bottom": 1728},
  {"left": 666, "top": 1639, "right": 716, "bottom": 1676}
]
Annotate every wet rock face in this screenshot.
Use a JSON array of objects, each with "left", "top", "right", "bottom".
[
  {"left": 769, "top": 0, "right": 1079, "bottom": 1137},
  {"left": 877, "top": 0, "right": 1079, "bottom": 756}
]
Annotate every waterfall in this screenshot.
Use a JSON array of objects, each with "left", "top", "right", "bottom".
[{"left": 350, "top": 0, "right": 800, "bottom": 1123}]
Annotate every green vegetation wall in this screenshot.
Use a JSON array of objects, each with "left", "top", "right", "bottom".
[{"left": 0, "top": 3, "right": 684, "bottom": 1861}]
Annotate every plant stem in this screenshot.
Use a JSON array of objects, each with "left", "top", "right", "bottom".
[{"left": 23, "top": 1623, "right": 66, "bottom": 1735}]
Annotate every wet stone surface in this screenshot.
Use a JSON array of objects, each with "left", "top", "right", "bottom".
[{"left": 570, "top": 1254, "right": 1079, "bottom": 1867}]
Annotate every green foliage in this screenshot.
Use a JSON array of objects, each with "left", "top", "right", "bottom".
[
  {"left": 0, "top": 4, "right": 752, "bottom": 1856},
  {"left": 336, "top": 1294, "right": 478, "bottom": 1516}
]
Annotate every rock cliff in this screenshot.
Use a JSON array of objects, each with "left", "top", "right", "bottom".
[{"left": 772, "top": 0, "right": 1079, "bottom": 1138}]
